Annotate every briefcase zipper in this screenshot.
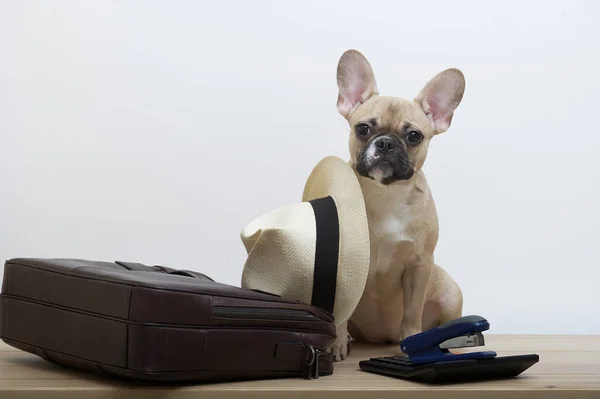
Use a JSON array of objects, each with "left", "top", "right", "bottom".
[{"left": 212, "top": 306, "right": 319, "bottom": 321}]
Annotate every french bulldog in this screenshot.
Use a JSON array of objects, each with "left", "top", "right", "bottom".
[{"left": 329, "top": 49, "right": 466, "bottom": 361}]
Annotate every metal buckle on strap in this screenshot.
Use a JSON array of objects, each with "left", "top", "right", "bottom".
[{"left": 305, "top": 345, "right": 321, "bottom": 380}]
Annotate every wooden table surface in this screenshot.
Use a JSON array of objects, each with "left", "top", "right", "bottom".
[{"left": 0, "top": 334, "right": 598, "bottom": 398}]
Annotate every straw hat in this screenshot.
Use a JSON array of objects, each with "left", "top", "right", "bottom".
[{"left": 240, "top": 156, "right": 370, "bottom": 326}]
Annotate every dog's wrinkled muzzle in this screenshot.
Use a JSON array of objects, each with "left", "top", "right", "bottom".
[{"left": 359, "top": 136, "right": 413, "bottom": 184}]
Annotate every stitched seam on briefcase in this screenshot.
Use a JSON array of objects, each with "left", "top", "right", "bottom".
[
  {"left": 204, "top": 329, "right": 208, "bottom": 368},
  {"left": 299, "top": 332, "right": 305, "bottom": 370},
  {"left": 0, "top": 294, "right": 336, "bottom": 337},
  {"left": 126, "top": 286, "right": 132, "bottom": 368}
]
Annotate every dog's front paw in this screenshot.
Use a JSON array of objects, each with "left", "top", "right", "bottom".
[
  {"left": 328, "top": 332, "right": 351, "bottom": 362},
  {"left": 400, "top": 325, "right": 421, "bottom": 345}
]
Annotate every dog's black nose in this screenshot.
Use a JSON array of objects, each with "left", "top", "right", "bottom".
[{"left": 375, "top": 137, "right": 396, "bottom": 154}]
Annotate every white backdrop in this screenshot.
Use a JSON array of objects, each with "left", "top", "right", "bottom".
[{"left": 1, "top": 0, "right": 598, "bottom": 334}]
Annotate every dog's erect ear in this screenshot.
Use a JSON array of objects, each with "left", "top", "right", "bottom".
[
  {"left": 415, "top": 68, "right": 465, "bottom": 134},
  {"left": 336, "top": 49, "right": 378, "bottom": 117}
]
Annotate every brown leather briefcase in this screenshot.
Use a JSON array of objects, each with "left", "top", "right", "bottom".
[{"left": 0, "top": 258, "right": 337, "bottom": 383}]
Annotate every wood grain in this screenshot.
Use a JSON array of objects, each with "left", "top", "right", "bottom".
[{"left": 0, "top": 334, "right": 598, "bottom": 399}]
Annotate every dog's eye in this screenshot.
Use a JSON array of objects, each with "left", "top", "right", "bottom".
[
  {"left": 356, "top": 123, "right": 370, "bottom": 136},
  {"left": 407, "top": 131, "right": 422, "bottom": 143}
]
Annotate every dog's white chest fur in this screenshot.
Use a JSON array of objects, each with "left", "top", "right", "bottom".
[
  {"left": 364, "top": 183, "right": 413, "bottom": 239},
  {"left": 371, "top": 204, "right": 411, "bottom": 241},
  {"left": 360, "top": 180, "right": 416, "bottom": 273}
]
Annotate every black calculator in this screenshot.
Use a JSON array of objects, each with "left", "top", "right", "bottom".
[{"left": 359, "top": 354, "right": 540, "bottom": 384}]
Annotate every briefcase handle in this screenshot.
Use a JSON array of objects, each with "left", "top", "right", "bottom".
[{"left": 114, "top": 261, "right": 215, "bottom": 281}]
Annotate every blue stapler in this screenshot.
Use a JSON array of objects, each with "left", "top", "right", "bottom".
[
  {"left": 400, "top": 315, "right": 497, "bottom": 364},
  {"left": 359, "top": 315, "right": 539, "bottom": 384}
]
